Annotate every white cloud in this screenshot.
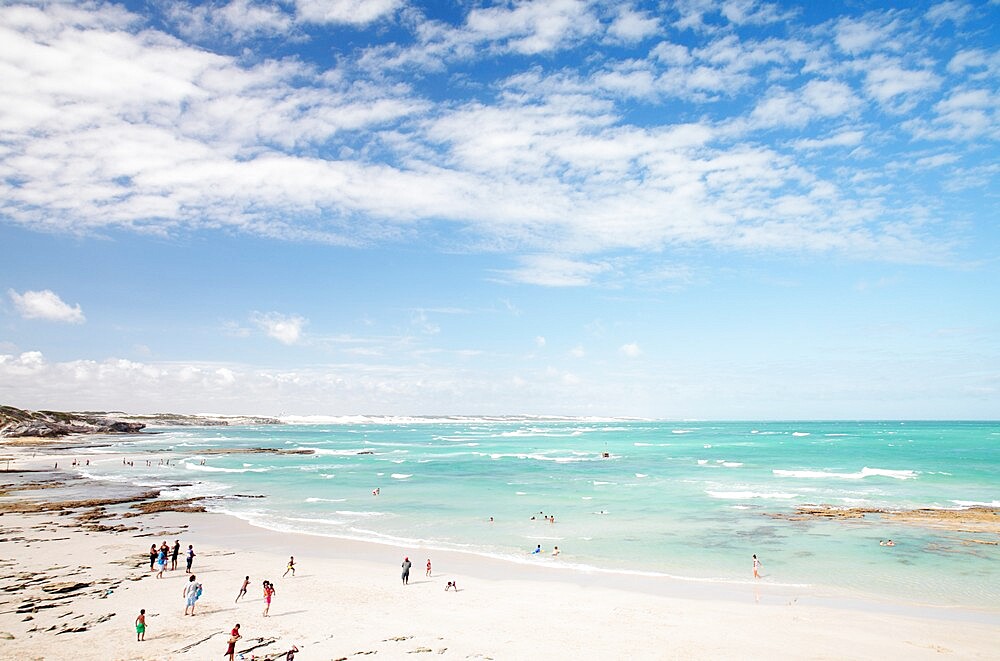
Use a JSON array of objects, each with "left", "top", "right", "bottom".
[
  {"left": 0, "top": 1, "right": 982, "bottom": 272},
  {"left": 925, "top": 1, "right": 972, "bottom": 25},
  {"left": 294, "top": 0, "right": 400, "bottom": 25},
  {"left": 535, "top": 335, "right": 546, "bottom": 348},
  {"left": 863, "top": 57, "right": 941, "bottom": 110},
  {"left": 569, "top": 344, "right": 585, "bottom": 358},
  {"left": 607, "top": 6, "right": 660, "bottom": 43},
  {"left": 501, "top": 256, "right": 613, "bottom": 287},
  {"left": 620, "top": 342, "right": 641, "bottom": 357},
  {"left": 8, "top": 289, "right": 85, "bottom": 324},
  {"left": 168, "top": 0, "right": 294, "bottom": 42},
  {"left": 252, "top": 312, "right": 306, "bottom": 344},
  {"left": 792, "top": 129, "right": 865, "bottom": 150}
]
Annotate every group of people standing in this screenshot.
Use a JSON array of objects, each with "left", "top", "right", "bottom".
[{"left": 148, "top": 540, "right": 195, "bottom": 578}]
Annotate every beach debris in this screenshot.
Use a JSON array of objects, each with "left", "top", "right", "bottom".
[
  {"left": 385, "top": 635, "right": 413, "bottom": 641},
  {"left": 408, "top": 647, "right": 433, "bottom": 653}
]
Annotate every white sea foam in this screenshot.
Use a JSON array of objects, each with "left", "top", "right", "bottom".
[
  {"left": 305, "top": 497, "right": 346, "bottom": 503},
  {"left": 951, "top": 500, "right": 1000, "bottom": 507},
  {"left": 182, "top": 462, "right": 269, "bottom": 473},
  {"left": 792, "top": 432, "right": 810, "bottom": 437},
  {"left": 592, "top": 480, "right": 615, "bottom": 486},
  {"left": 707, "top": 490, "right": 798, "bottom": 500},
  {"left": 773, "top": 467, "right": 917, "bottom": 480},
  {"left": 312, "top": 448, "right": 380, "bottom": 456},
  {"left": 718, "top": 461, "right": 743, "bottom": 468},
  {"left": 391, "top": 473, "right": 412, "bottom": 479},
  {"left": 335, "top": 510, "right": 385, "bottom": 517},
  {"left": 696, "top": 460, "right": 709, "bottom": 465},
  {"left": 634, "top": 473, "right": 648, "bottom": 478}
]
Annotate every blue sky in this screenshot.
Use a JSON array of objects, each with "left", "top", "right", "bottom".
[{"left": 1, "top": 0, "right": 998, "bottom": 418}]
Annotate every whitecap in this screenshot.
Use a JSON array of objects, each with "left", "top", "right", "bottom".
[
  {"left": 792, "top": 432, "right": 810, "bottom": 437},
  {"left": 696, "top": 459, "right": 709, "bottom": 465},
  {"left": 634, "top": 473, "right": 648, "bottom": 478},
  {"left": 305, "top": 497, "right": 346, "bottom": 503},
  {"left": 773, "top": 467, "right": 917, "bottom": 480},
  {"left": 391, "top": 473, "right": 412, "bottom": 479},
  {"left": 707, "top": 490, "right": 798, "bottom": 500}
]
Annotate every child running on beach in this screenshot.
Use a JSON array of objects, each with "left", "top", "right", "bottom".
[
  {"left": 283, "top": 556, "right": 295, "bottom": 577},
  {"left": 135, "top": 609, "right": 146, "bottom": 641},
  {"left": 235, "top": 576, "right": 250, "bottom": 602},
  {"left": 426, "top": 559, "right": 432, "bottom": 576}
]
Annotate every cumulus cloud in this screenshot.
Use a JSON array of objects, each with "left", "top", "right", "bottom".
[
  {"left": 8, "top": 289, "right": 85, "bottom": 324},
  {"left": 294, "top": 0, "right": 401, "bottom": 26},
  {"left": 0, "top": 0, "right": 988, "bottom": 271},
  {"left": 252, "top": 312, "right": 306, "bottom": 344}
]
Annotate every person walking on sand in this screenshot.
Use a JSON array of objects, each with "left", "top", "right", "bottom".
[
  {"left": 224, "top": 623, "right": 241, "bottom": 661},
  {"left": 235, "top": 576, "right": 250, "bottom": 603},
  {"left": 426, "top": 558, "right": 432, "bottom": 577},
  {"left": 184, "top": 575, "right": 201, "bottom": 615},
  {"left": 156, "top": 546, "right": 167, "bottom": 578},
  {"left": 401, "top": 557, "right": 411, "bottom": 585},
  {"left": 171, "top": 539, "right": 180, "bottom": 571},
  {"left": 135, "top": 609, "right": 146, "bottom": 641},
  {"left": 283, "top": 556, "right": 295, "bottom": 577},
  {"left": 186, "top": 544, "right": 195, "bottom": 573},
  {"left": 753, "top": 554, "right": 762, "bottom": 579},
  {"left": 149, "top": 544, "right": 157, "bottom": 571},
  {"left": 262, "top": 580, "right": 275, "bottom": 616}
]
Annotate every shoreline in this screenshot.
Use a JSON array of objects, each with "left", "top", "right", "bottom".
[
  {"left": 2, "top": 439, "right": 999, "bottom": 659},
  {"left": 4, "top": 433, "right": 1000, "bottom": 615}
]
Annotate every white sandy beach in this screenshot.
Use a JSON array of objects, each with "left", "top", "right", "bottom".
[{"left": 1, "top": 439, "right": 999, "bottom": 660}]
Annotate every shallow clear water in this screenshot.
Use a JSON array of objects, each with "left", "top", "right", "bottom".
[{"left": 77, "top": 419, "right": 1000, "bottom": 610}]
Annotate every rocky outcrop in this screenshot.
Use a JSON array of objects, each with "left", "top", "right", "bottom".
[{"left": 0, "top": 406, "right": 145, "bottom": 439}]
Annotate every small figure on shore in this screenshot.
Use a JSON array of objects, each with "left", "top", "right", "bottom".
[
  {"left": 149, "top": 544, "right": 158, "bottom": 571},
  {"left": 171, "top": 540, "right": 180, "bottom": 571},
  {"left": 426, "top": 558, "right": 432, "bottom": 577},
  {"left": 135, "top": 609, "right": 146, "bottom": 641},
  {"left": 401, "top": 557, "right": 411, "bottom": 585},
  {"left": 752, "top": 554, "right": 762, "bottom": 579},
  {"left": 445, "top": 581, "right": 457, "bottom": 591},
  {"left": 283, "top": 556, "right": 296, "bottom": 577},
  {"left": 225, "top": 623, "right": 241, "bottom": 661},
  {"left": 263, "top": 580, "right": 275, "bottom": 616},
  {"left": 284, "top": 645, "right": 299, "bottom": 660},
  {"left": 184, "top": 575, "right": 201, "bottom": 615},
  {"left": 236, "top": 575, "right": 250, "bottom": 602},
  {"left": 156, "top": 546, "right": 167, "bottom": 578},
  {"left": 186, "top": 544, "right": 195, "bottom": 573},
  {"left": 552, "top": 546, "right": 560, "bottom": 556}
]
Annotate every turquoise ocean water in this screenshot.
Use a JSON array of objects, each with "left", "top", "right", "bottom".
[{"left": 77, "top": 419, "right": 999, "bottom": 610}]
